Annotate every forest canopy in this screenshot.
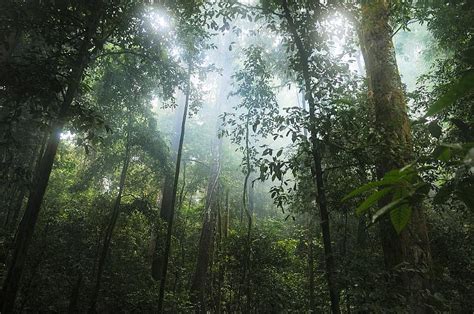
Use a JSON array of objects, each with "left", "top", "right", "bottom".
[{"left": 0, "top": 0, "right": 472, "bottom": 312}]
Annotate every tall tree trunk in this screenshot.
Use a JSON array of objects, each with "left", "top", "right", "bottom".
[
  {"left": 88, "top": 114, "right": 132, "bottom": 313},
  {"left": 0, "top": 11, "right": 99, "bottom": 310},
  {"left": 190, "top": 67, "right": 226, "bottom": 311},
  {"left": 358, "top": 1, "right": 432, "bottom": 309},
  {"left": 189, "top": 151, "right": 221, "bottom": 312},
  {"left": 151, "top": 92, "right": 185, "bottom": 281},
  {"left": 157, "top": 61, "right": 192, "bottom": 312},
  {"left": 280, "top": 1, "right": 341, "bottom": 312}
]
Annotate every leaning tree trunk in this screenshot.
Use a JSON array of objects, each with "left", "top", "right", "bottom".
[
  {"left": 157, "top": 61, "right": 192, "bottom": 312},
  {"left": 88, "top": 114, "right": 132, "bottom": 313},
  {"left": 0, "top": 11, "right": 100, "bottom": 311},
  {"left": 358, "top": 0, "right": 432, "bottom": 309},
  {"left": 280, "top": 1, "right": 341, "bottom": 313}
]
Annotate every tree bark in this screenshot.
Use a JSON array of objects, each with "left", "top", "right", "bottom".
[
  {"left": 88, "top": 113, "right": 132, "bottom": 313},
  {"left": 280, "top": 1, "right": 341, "bottom": 312},
  {"left": 157, "top": 61, "right": 192, "bottom": 312},
  {"left": 358, "top": 0, "right": 432, "bottom": 310}
]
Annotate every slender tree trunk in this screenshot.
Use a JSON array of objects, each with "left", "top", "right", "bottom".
[
  {"left": 151, "top": 92, "right": 185, "bottom": 281},
  {"left": 88, "top": 114, "right": 132, "bottom": 313},
  {"left": 0, "top": 13, "right": 99, "bottom": 310},
  {"left": 280, "top": 1, "right": 341, "bottom": 312},
  {"left": 157, "top": 61, "right": 192, "bottom": 312},
  {"left": 237, "top": 113, "right": 254, "bottom": 312},
  {"left": 358, "top": 1, "right": 432, "bottom": 309},
  {"left": 307, "top": 217, "right": 316, "bottom": 313}
]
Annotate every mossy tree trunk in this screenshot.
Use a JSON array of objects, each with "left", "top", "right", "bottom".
[{"left": 359, "top": 0, "right": 432, "bottom": 309}]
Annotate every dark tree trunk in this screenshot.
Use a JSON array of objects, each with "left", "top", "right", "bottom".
[
  {"left": 157, "top": 62, "right": 192, "bottom": 312},
  {"left": 88, "top": 114, "right": 132, "bottom": 313},
  {"left": 358, "top": 1, "right": 432, "bottom": 309},
  {"left": 0, "top": 14, "right": 98, "bottom": 309},
  {"left": 280, "top": 1, "right": 341, "bottom": 312},
  {"left": 151, "top": 176, "right": 173, "bottom": 280},
  {"left": 1, "top": 108, "right": 48, "bottom": 234}
]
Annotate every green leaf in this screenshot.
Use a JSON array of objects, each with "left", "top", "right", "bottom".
[
  {"left": 343, "top": 177, "right": 399, "bottom": 201},
  {"left": 426, "top": 70, "right": 474, "bottom": 116},
  {"left": 372, "top": 198, "right": 407, "bottom": 223},
  {"left": 428, "top": 121, "right": 442, "bottom": 139},
  {"left": 390, "top": 204, "right": 412, "bottom": 234},
  {"left": 355, "top": 188, "right": 392, "bottom": 215},
  {"left": 433, "top": 146, "right": 452, "bottom": 162}
]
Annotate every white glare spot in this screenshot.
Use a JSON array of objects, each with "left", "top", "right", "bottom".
[
  {"left": 148, "top": 10, "right": 170, "bottom": 32},
  {"left": 60, "top": 131, "right": 75, "bottom": 141}
]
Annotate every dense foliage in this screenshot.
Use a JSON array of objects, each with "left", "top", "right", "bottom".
[{"left": 0, "top": 0, "right": 472, "bottom": 312}]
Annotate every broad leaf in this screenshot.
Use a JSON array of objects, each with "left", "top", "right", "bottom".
[
  {"left": 355, "top": 188, "right": 392, "bottom": 215},
  {"left": 343, "top": 177, "right": 399, "bottom": 201},
  {"left": 372, "top": 198, "right": 407, "bottom": 223},
  {"left": 390, "top": 204, "right": 412, "bottom": 234}
]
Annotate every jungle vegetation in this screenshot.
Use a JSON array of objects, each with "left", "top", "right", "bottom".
[{"left": 0, "top": 0, "right": 473, "bottom": 312}]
